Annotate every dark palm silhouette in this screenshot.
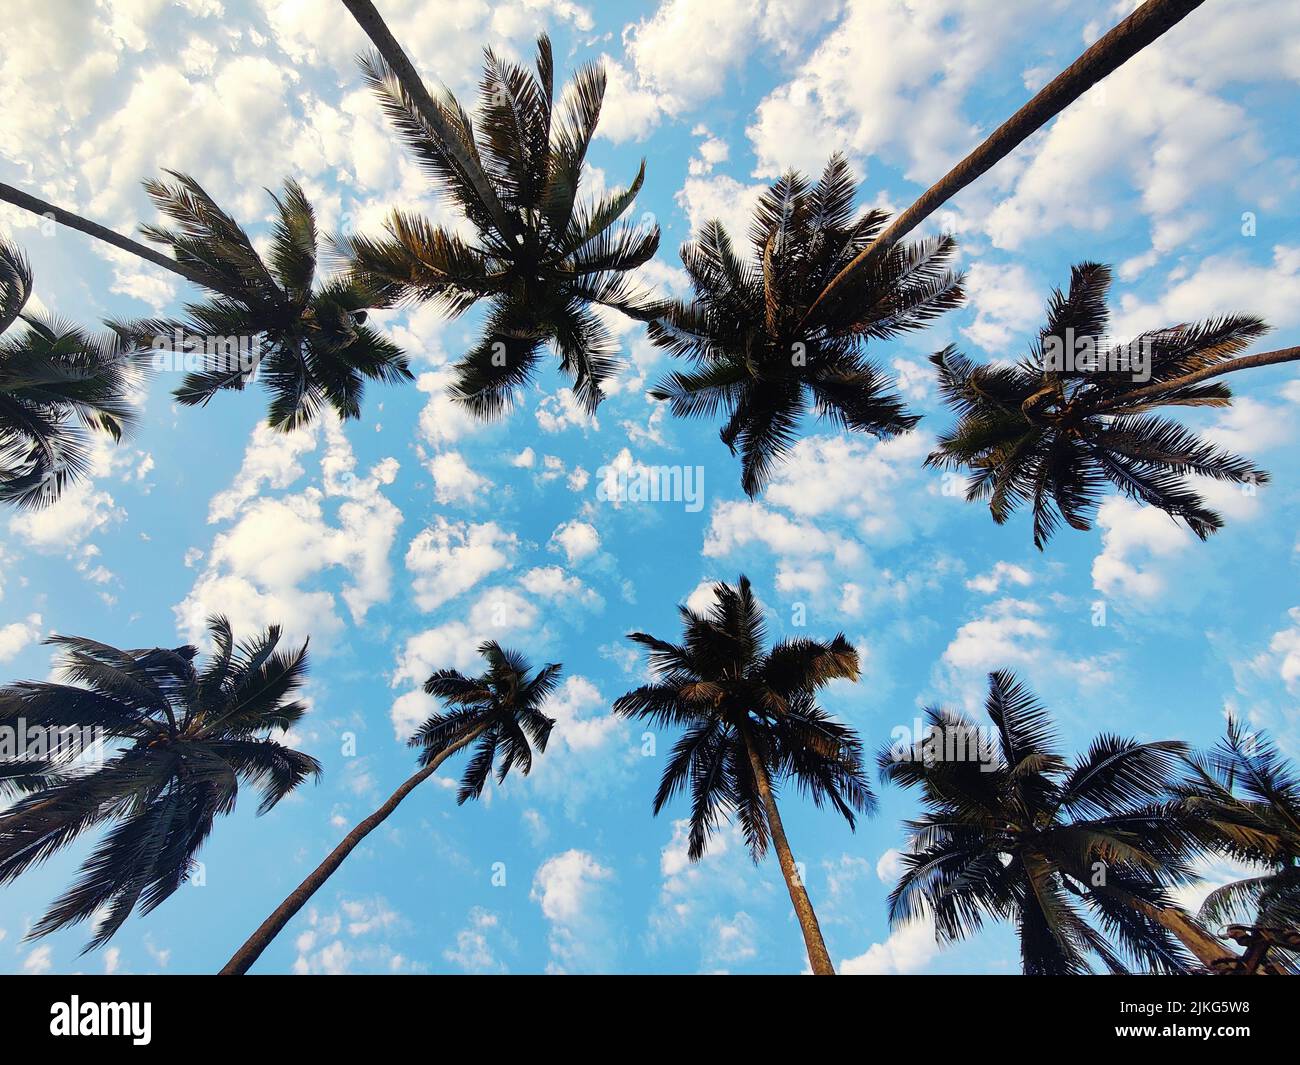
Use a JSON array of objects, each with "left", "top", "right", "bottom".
[
  {"left": 342, "top": 35, "right": 659, "bottom": 417},
  {"left": 1175, "top": 722, "right": 1300, "bottom": 973},
  {"left": 0, "top": 617, "right": 321, "bottom": 951},
  {"left": 220, "top": 641, "right": 558, "bottom": 975},
  {"left": 613, "top": 575, "right": 869, "bottom": 975},
  {"left": 648, "top": 154, "right": 962, "bottom": 496},
  {"left": 926, "top": 262, "right": 1270, "bottom": 548},
  {"left": 0, "top": 239, "right": 136, "bottom": 508},
  {"left": 119, "top": 172, "right": 411, "bottom": 430},
  {"left": 878, "top": 671, "right": 1234, "bottom": 973}
]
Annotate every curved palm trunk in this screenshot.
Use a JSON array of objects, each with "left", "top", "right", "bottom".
[
  {"left": 0, "top": 182, "right": 234, "bottom": 297},
  {"left": 1117, "top": 892, "right": 1245, "bottom": 973},
  {"left": 804, "top": 0, "right": 1207, "bottom": 325},
  {"left": 739, "top": 725, "right": 836, "bottom": 975},
  {"left": 1096, "top": 345, "right": 1300, "bottom": 411},
  {"left": 338, "top": 0, "right": 513, "bottom": 238},
  {"left": 219, "top": 724, "right": 485, "bottom": 975}
]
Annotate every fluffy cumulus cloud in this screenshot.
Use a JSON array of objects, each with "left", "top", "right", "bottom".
[
  {"left": 0, "top": 614, "right": 42, "bottom": 664},
  {"left": 292, "top": 896, "right": 415, "bottom": 974},
  {"left": 530, "top": 849, "right": 617, "bottom": 973},
  {"left": 443, "top": 907, "right": 511, "bottom": 974},
  {"left": 406, "top": 518, "right": 517, "bottom": 612},
  {"left": 176, "top": 417, "right": 402, "bottom": 650}
]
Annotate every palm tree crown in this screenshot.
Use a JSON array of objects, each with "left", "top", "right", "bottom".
[
  {"left": 879, "top": 670, "right": 1210, "bottom": 974},
  {"left": 926, "top": 262, "right": 1270, "bottom": 548},
  {"left": 343, "top": 35, "right": 660, "bottom": 417},
  {"left": 1175, "top": 722, "right": 1300, "bottom": 971},
  {"left": 0, "top": 239, "right": 136, "bottom": 509},
  {"left": 122, "top": 172, "right": 411, "bottom": 430},
  {"left": 415, "top": 641, "right": 560, "bottom": 803},
  {"left": 613, "top": 575, "right": 871, "bottom": 861},
  {"left": 0, "top": 616, "right": 321, "bottom": 950},
  {"left": 648, "top": 154, "right": 964, "bottom": 496}
]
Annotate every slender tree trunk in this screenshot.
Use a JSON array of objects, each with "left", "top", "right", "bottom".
[
  {"left": 1124, "top": 895, "right": 1247, "bottom": 973},
  {"left": 0, "top": 181, "right": 233, "bottom": 297},
  {"left": 1096, "top": 345, "right": 1300, "bottom": 411},
  {"left": 218, "top": 725, "right": 485, "bottom": 975},
  {"left": 803, "top": 0, "right": 1207, "bottom": 326},
  {"left": 338, "top": 0, "right": 513, "bottom": 237},
  {"left": 739, "top": 723, "right": 836, "bottom": 975}
]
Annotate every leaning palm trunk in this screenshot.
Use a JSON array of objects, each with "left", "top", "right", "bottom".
[
  {"left": 1095, "top": 345, "right": 1300, "bottom": 411},
  {"left": 219, "top": 724, "right": 486, "bottom": 975},
  {"left": 739, "top": 724, "right": 836, "bottom": 975},
  {"left": 1116, "top": 892, "right": 1245, "bottom": 973},
  {"left": 0, "top": 182, "right": 239, "bottom": 298},
  {"left": 805, "top": 0, "right": 1207, "bottom": 324},
  {"left": 338, "top": 0, "right": 513, "bottom": 237}
]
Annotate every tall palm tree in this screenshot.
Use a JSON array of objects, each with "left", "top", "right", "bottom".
[
  {"left": 1174, "top": 722, "right": 1300, "bottom": 973},
  {"left": 926, "top": 262, "right": 1271, "bottom": 548},
  {"left": 1, "top": 174, "right": 411, "bottom": 430},
  {"left": 648, "top": 154, "right": 963, "bottom": 496},
  {"left": 612, "top": 575, "right": 870, "bottom": 975},
  {"left": 0, "top": 239, "right": 136, "bottom": 508},
  {"left": 220, "top": 641, "right": 559, "bottom": 975},
  {"left": 805, "top": 0, "right": 1208, "bottom": 324},
  {"left": 340, "top": 33, "right": 659, "bottom": 417},
  {"left": 0, "top": 617, "right": 321, "bottom": 952},
  {"left": 878, "top": 671, "right": 1235, "bottom": 973},
  {"left": 120, "top": 172, "right": 412, "bottom": 430}
]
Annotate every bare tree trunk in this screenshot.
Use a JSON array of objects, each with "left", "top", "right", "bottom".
[
  {"left": 804, "top": 0, "right": 1207, "bottom": 326},
  {"left": 219, "top": 725, "right": 485, "bottom": 975},
  {"left": 739, "top": 724, "right": 836, "bottom": 975},
  {"left": 338, "top": 0, "right": 513, "bottom": 237},
  {"left": 1123, "top": 895, "right": 1246, "bottom": 972},
  {"left": 0, "top": 181, "right": 234, "bottom": 297},
  {"left": 1096, "top": 345, "right": 1300, "bottom": 411}
]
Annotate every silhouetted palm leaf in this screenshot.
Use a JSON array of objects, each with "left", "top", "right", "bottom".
[
  {"left": 117, "top": 173, "right": 411, "bottom": 430},
  {"left": 0, "top": 616, "right": 320, "bottom": 951},
  {"left": 927, "top": 262, "right": 1270, "bottom": 547},
  {"left": 343, "top": 37, "right": 659, "bottom": 415},
  {"left": 649, "top": 154, "right": 963, "bottom": 496}
]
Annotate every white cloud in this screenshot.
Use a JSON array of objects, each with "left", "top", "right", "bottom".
[
  {"left": 443, "top": 907, "right": 509, "bottom": 974},
  {"left": 965, "top": 561, "right": 1033, "bottom": 595},
  {"left": 530, "top": 849, "right": 616, "bottom": 973},
  {"left": 959, "top": 262, "right": 1042, "bottom": 351},
  {"left": 841, "top": 919, "right": 938, "bottom": 975},
  {"left": 549, "top": 520, "right": 600, "bottom": 563},
  {"left": 0, "top": 614, "right": 42, "bottom": 663},
  {"left": 406, "top": 518, "right": 516, "bottom": 612},
  {"left": 427, "top": 451, "right": 490, "bottom": 505}
]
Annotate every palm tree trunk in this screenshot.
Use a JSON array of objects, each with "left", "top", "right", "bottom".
[
  {"left": 338, "top": 0, "right": 514, "bottom": 238},
  {"left": 1096, "top": 345, "right": 1300, "bottom": 411},
  {"left": 738, "top": 723, "right": 836, "bottom": 975},
  {"left": 1124, "top": 895, "right": 1245, "bottom": 972},
  {"left": 218, "top": 724, "right": 485, "bottom": 975},
  {"left": 0, "top": 181, "right": 233, "bottom": 296},
  {"left": 803, "top": 0, "right": 1207, "bottom": 326}
]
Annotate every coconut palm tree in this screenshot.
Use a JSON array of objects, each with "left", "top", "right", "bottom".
[
  {"left": 118, "top": 172, "right": 412, "bottom": 430},
  {"left": 878, "top": 671, "right": 1236, "bottom": 973},
  {"left": 340, "top": 33, "right": 659, "bottom": 417},
  {"left": 0, "top": 617, "right": 321, "bottom": 952},
  {"left": 612, "top": 575, "right": 870, "bottom": 975},
  {"left": 805, "top": 0, "right": 1209, "bottom": 324},
  {"left": 1174, "top": 722, "right": 1300, "bottom": 973},
  {"left": 648, "top": 154, "right": 963, "bottom": 497},
  {"left": 926, "top": 262, "right": 1272, "bottom": 548},
  {"left": 219, "top": 641, "right": 559, "bottom": 975},
  {"left": 1, "top": 174, "right": 411, "bottom": 430},
  {"left": 0, "top": 239, "right": 136, "bottom": 508}
]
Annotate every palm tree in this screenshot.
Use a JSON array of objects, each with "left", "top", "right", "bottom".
[
  {"left": 219, "top": 641, "right": 558, "bottom": 975},
  {"left": 340, "top": 33, "right": 659, "bottom": 417},
  {"left": 119, "top": 172, "right": 411, "bottom": 430},
  {"left": 805, "top": 0, "right": 1208, "bottom": 323},
  {"left": 0, "top": 616, "right": 321, "bottom": 952},
  {"left": 1174, "top": 722, "right": 1300, "bottom": 973},
  {"left": 878, "top": 670, "right": 1236, "bottom": 973},
  {"left": 926, "top": 262, "right": 1272, "bottom": 548},
  {"left": 1, "top": 174, "right": 411, "bottom": 430},
  {"left": 612, "top": 575, "right": 870, "bottom": 975},
  {"left": 0, "top": 239, "right": 136, "bottom": 508},
  {"left": 648, "top": 154, "right": 963, "bottom": 496}
]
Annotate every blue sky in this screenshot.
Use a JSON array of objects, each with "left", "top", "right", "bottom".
[{"left": 1, "top": 0, "right": 1298, "bottom": 974}]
